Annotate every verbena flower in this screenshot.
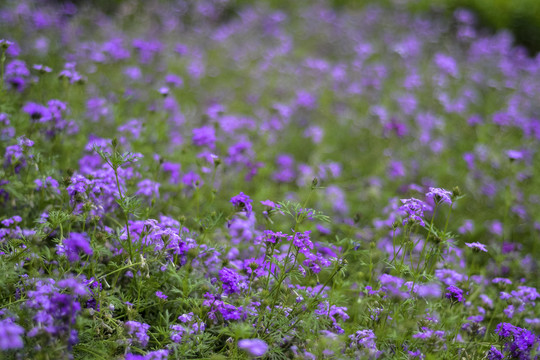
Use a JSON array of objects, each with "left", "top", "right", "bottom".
[
  {"left": 230, "top": 192, "right": 253, "bottom": 216},
  {"left": 445, "top": 285, "right": 465, "bottom": 303},
  {"left": 486, "top": 346, "right": 503, "bottom": 360},
  {"left": 426, "top": 187, "right": 453, "bottom": 205},
  {"left": 238, "top": 338, "right": 268, "bottom": 357},
  {"left": 494, "top": 323, "right": 539, "bottom": 359},
  {"left": 465, "top": 242, "right": 487, "bottom": 252},
  {"left": 399, "top": 198, "right": 430, "bottom": 226},
  {"left": 0, "top": 319, "right": 25, "bottom": 350},
  {"left": 125, "top": 321, "right": 150, "bottom": 347},
  {"left": 155, "top": 291, "right": 167, "bottom": 300},
  {"left": 218, "top": 267, "right": 246, "bottom": 295},
  {"left": 192, "top": 125, "right": 216, "bottom": 148},
  {"left": 291, "top": 230, "right": 313, "bottom": 252},
  {"left": 349, "top": 329, "right": 379, "bottom": 355},
  {"left": 57, "top": 233, "right": 93, "bottom": 262}
]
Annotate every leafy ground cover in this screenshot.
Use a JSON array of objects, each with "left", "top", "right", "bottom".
[{"left": 1, "top": 1, "right": 539, "bottom": 359}]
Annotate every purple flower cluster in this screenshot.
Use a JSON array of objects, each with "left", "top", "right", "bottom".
[
  {"left": 57, "top": 232, "right": 93, "bottom": 262},
  {"left": 125, "top": 321, "right": 150, "bottom": 347},
  {"left": 2, "top": 0, "right": 540, "bottom": 358},
  {"left": 0, "top": 319, "right": 25, "bottom": 350},
  {"left": 494, "top": 322, "right": 540, "bottom": 359},
  {"left": 25, "top": 278, "right": 87, "bottom": 348},
  {"left": 445, "top": 285, "right": 465, "bottom": 303},
  {"left": 238, "top": 338, "right": 268, "bottom": 357},
  {"left": 218, "top": 267, "right": 247, "bottom": 295},
  {"left": 465, "top": 242, "right": 488, "bottom": 252},
  {"left": 348, "top": 329, "right": 380, "bottom": 357},
  {"left": 399, "top": 198, "right": 431, "bottom": 226},
  {"left": 425, "top": 187, "right": 453, "bottom": 206},
  {"left": 230, "top": 192, "right": 253, "bottom": 216}
]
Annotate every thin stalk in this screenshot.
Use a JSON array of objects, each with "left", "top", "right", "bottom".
[
  {"left": 283, "top": 264, "right": 340, "bottom": 334},
  {"left": 114, "top": 168, "right": 134, "bottom": 262}
]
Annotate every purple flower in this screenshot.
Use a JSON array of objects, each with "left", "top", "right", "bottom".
[
  {"left": 126, "top": 350, "right": 169, "bottom": 360},
  {"left": 58, "top": 233, "right": 93, "bottom": 262},
  {"left": 165, "top": 73, "right": 183, "bottom": 88},
  {"left": 291, "top": 231, "right": 313, "bottom": 253},
  {"left": 181, "top": 171, "right": 202, "bottom": 188},
  {"left": 230, "top": 192, "right": 253, "bottom": 216},
  {"left": 136, "top": 179, "right": 160, "bottom": 198},
  {"left": 494, "top": 323, "right": 539, "bottom": 358},
  {"left": 155, "top": 291, "right": 168, "bottom": 300},
  {"left": 178, "top": 313, "right": 194, "bottom": 323},
  {"left": 434, "top": 53, "right": 459, "bottom": 77},
  {"left": 412, "top": 328, "right": 445, "bottom": 340},
  {"left": 23, "top": 102, "right": 52, "bottom": 122},
  {"left": 192, "top": 125, "right": 216, "bottom": 148},
  {"left": 445, "top": 285, "right": 465, "bottom": 303},
  {"left": 349, "top": 329, "right": 378, "bottom": 352},
  {"left": 506, "top": 149, "right": 524, "bottom": 161},
  {"left": 487, "top": 346, "right": 503, "bottom": 360},
  {"left": 125, "top": 321, "right": 150, "bottom": 347},
  {"left": 260, "top": 199, "right": 278, "bottom": 208},
  {"left": 263, "top": 230, "right": 287, "bottom": 244},
  {"left": 387, "top": 160, "right": 406, "bottom": 179},
  {"left": 426, "top": 187, "right": 452, "bottom": 205},
  {"left": 465, "top": 242, "right": 487, "bottom": 252},
  {"left": 219, "top": 267, "right": 246, "bottom": 295},
  {"left": 492, "top": 278, "right": 512, "bottom": 285},
  {"left": 0, "top": 319, "right": 25, "bottom": 350},
  {"left": 399, "top": 198, "right": 430, "bottom": 226},
  {"left": 238, "top": 338, "right": 268, "bottom": 357},
  {"left": 170, "top": 325, "right": 185, "bottom": 343}
]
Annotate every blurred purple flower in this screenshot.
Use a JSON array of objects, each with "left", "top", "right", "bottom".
[
  {"left": 465, "top": 242, "right": 487, "bottom": 252},
  {"left": 0, "top": 319, "right": 25, "bottom": 350},
  {"left": 238, "top": 338, "right": 268, "bottom": 357}
]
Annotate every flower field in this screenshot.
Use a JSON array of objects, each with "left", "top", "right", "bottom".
[{"left": 1, "top": 1, "right": 539, "bottom": 359}]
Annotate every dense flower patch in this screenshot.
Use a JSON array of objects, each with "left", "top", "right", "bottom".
[{"left": 1, "top": 0, "right": 539, "bottom": 359}]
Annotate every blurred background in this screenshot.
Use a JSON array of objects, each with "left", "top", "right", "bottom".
[{"left": 61, "top": 0, "right": 540, "bottom": 55}]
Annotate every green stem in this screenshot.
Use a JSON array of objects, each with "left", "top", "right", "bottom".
[
  {"left": 114, "top": 168, "right": 134, "bottom": 262},
  {"left": 282, "top": 261, "right": 341, "bottom": 334},
  {"left": 98, "top": 261, "right": 143, "bottom": 280}
]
